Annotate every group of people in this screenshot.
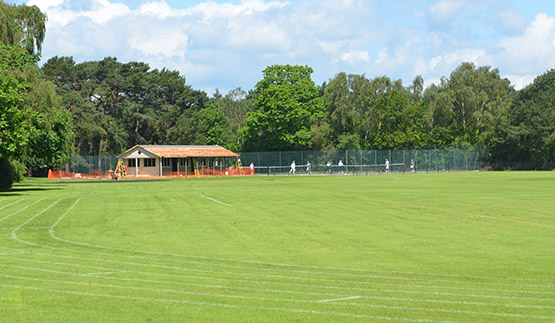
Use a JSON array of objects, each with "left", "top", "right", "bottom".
[
  {"left": 289, "top": 160, "right": 344, "bottom": 174},
  {"left": 288, "top": 158, "right": 416, "bottom": 174},
  {"left": 288, "top": 160, "right": 312, "bottom": 175},
  {"left": 241, "top": 159, "right": 416, "bottom": 175}
]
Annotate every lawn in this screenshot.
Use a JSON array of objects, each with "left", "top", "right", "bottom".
[{"left": 0, "top": 172, "right": 554, "bottom": 322}]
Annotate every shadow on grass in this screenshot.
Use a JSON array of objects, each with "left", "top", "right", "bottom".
[{"left": 0, "top": 186, "right": 63, "bottom": 196}]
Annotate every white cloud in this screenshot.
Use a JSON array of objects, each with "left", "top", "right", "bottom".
[
  {"left": 226, "top": 22, "right": 292, "bottom": 53},
  {"left": 496, "top": 13, "right": 555, "bottom": 74},
  {"left": 185, "top": 0, "right": 288, "bottom": 23},
  {"left": 129, "top": 28, "right": 188, "bottom": 57},
  {"left": 139, "top": 1, "right": 174, "bottom": 18},
  {"left": 493, "top": 9, "right": 528, "bottom": 35},
  {"left": 430, "top": 49, "right": 486, "bottom": 70},
  {"left": 83, "top": 0, "right": 131, "bottom": 24},
  {"left": 27, "top": 0, "right": 64, "bottom": 9},
  {"left": 426, "top": 0, "right": 464, "bottom": 28},
  {"left": 504, "top": 74, "right": 537, "bottom": 90},
  {"left": 339, "top": 50, "right": 370, "bottom": 66},
  {"left": 25, "top": 0, "right": 555, "bottom": 93},
  {"left": 373, "top": 42, "right": 415, "bottom": 74}
]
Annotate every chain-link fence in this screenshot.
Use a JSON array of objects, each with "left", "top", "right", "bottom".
[
  {"left": 239, "top": 149, "right": 479, "bottom": 175},
  {"left": 63, "top": 155, "right": 118, "bottom": 174},
  {"left": 58, "top": 149, "right": 479, "bottom": 177}
]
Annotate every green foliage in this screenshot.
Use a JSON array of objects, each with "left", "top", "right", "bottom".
[
  {"left": 20, "top": 65, "right": 75, "bottom": 168},
  {"left": 486, "top": 69, "right": 555, "bottom": 169},
  {"left": 0, "top": 1, "right": 46, "bottom": 55},
  {"left": 214, "top": 88, "right": 253, "bottom": 151},
  {"left": 31, "top": 55, "right": 555, "bottom": 170},
  {"left": 0, "top": 43, "right": 35, "bottom": 160},
  {"left": 10, "top": 158, "right": 26, "bottom": 182},
  {"left": 42, "top": 56, "right": 209, "bottom": 156},
  {"left": 371, "top": 91, "right": 428, "bottom": 149},
  {"left": 0, "top": 157, "right": 14, "bottom": 189},
  {"left": 423, "top": 63, "right": 513, "bottom": 147},
  {"left": 320, "top": 73, "right": 428, "bottom": 150},
  {"left": 243, "top": 65, "right": 324, "bottom": 151},
  {"left": 198, "top": 101, "right": 232, "bottom": 146}
]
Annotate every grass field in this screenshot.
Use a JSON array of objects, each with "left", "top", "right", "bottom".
[{"left": 0, "top": 172, "right": 554, "bottom": 322}]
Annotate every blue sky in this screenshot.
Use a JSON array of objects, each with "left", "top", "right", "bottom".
[{"left": 14, "top": 0, "right": 555, "bottom": 94}]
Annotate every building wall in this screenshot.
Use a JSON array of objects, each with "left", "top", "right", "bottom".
[{"left": 126, "top": 157, "right": 160, "bottom": 176}]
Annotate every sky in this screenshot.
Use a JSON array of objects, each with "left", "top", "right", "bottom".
[{"left": 12, "top": 0, "right": 555, "bottom": 94}]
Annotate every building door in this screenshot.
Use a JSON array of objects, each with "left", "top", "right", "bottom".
[{"left": 172, "top": 158, "right": 178, "bottom": 172}]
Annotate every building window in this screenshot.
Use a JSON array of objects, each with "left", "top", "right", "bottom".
[
  {"left": 127, "top": 159, "right": 136, "bottom": 167},
  {"left": 179, "top": 158, "right": 188, "bottom": 167},
  {"left": 162, "top": 158, "right": 170, "bottom": 167},
  {"left": 144, "top": 158, "right": 156, "bottom": 167}
]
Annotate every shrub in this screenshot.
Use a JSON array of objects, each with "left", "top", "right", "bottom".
[
  {"left": 10, "top": 159, "right": 27, "bottom": 182},
  {"left": 0, "top": 157, "right": 14, "bottom": 190}
]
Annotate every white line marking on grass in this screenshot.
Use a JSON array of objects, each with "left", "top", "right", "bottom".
[
  {"left": 0, "top": 199, "right": 43, "bottom": 223},
  {"left": 317, "top": 296, "right": 361, "bottom": 303},
  {"left": 11, "top": 199, "right": 61, "bottom": 240},
  {"left": 43, "top": 199, "right": 555, "bottom": 286},
  {"left": 0, "top": 198, "right": 24, "bottom": 211},
  {"left": 200, "top": 195, "right": 233, "bottom": 207},
  {"left": 0, "top": 227, "right": 49, "bottom": 230},
  {"left": 49, "top": 198, "right": 81, "bottom": 237},
  {"left": 5, "top": 262, "right": 555, "bottom": 318},
  {"left": 7, "top": 257, "right": 555, "bottom": 305},
  {"left": 16, "top": 219, "right": 555, "bottom": 301},
  {"left": 0, "top": 274, "right": 555, "bottom": 320},
  {"left": 82, "top": 271, "right": 126, "bottom": 276},
  {"left": 10, "top": 230, "right": 555, "bottom": 302},
  {"left": 0, "top": 283, "right": 469, "bottom": 323},
  {"left": 4, "top": 271, "right": 555, "bottom": 312},
  {"left": 49, "top": 222, "right": 555, "bottom": 290}
]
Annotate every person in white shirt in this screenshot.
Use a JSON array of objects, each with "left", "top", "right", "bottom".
[
  {"left": 338, "top": 160, "right": 344, "bottom": 174},
  {"left": 289, "top": 161, "right": 296, "bottom": 174},
  {"left": 385, "top": 159, "right": 390, "bottom": 173}
]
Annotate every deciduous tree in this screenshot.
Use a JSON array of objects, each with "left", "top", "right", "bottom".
[{"left": 243, "top": 65, "right": 324, "bottom": 151}]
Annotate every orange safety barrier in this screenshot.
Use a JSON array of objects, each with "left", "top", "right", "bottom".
[
  {"left": 48, "top": 169, "right": 109, "bottom": 180},
  {"left": 48, "top": 167, "right": 254, "bottom": 180}
]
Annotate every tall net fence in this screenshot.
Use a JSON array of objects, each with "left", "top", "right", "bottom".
[
  {"left": 49, "top": 156, "right": 119, "bottom": 179},
  {"left": 239, "top": 149, "right": 480, "bottom": 175},
  {"left": 51, "top": 149, "right": 479, "bottom": 179}
]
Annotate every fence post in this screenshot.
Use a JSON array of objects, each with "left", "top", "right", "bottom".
[{"left": 360, "top": 150, "right": 363, "bottom": 174}]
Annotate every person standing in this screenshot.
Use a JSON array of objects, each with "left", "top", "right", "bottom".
[
  {"left": 250, "top": 162, "right": 255, "bottom": 175},
  {"left": 385, "top": 158, "right": 390, "bottom": 173},
  {"left": 289, "top": 160, "right": 296, "bottom": 175},
  {"left": 306, "top": 160, "right": 311, "bottom": 175},
  {"left": 326, "top": 161, "right": 332, "bottom": 173},
  {"left": 338, "top": 160, "right": 344, "bottom": 174},
  {"left": 410, "top": 159, "right": 415, "bottom": 172}
]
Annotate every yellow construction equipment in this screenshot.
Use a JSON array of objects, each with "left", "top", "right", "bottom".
[{"left": 114, "top": 159, "right": 127, "bottom": 179}]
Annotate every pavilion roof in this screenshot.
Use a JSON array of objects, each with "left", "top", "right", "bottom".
[{"left": 118, "top": 145, "right": 239, "bottom": 158}]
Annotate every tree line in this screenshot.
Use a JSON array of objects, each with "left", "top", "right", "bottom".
[
  {"left": 1, "top": 1, "right": 554, "bottom": 188},
  {"left": 41, "top": 58, "right": 554, "bottom": 170}
]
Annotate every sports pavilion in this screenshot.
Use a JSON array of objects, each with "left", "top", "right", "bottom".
[{"left": 117, "top": 145, "right": 241, "bottom": 177}]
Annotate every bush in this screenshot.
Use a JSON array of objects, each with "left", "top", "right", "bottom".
[
  {"left": 0, "top": 157, "right": 14, "bottom": 190},
  {"left": 10, "top": 159, "right": 26, "bottom": 182}
]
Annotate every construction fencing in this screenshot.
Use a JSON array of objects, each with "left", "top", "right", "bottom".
[{"left": 49, "top": 149, "right": 479, "bottom": 179}]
